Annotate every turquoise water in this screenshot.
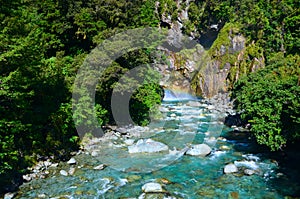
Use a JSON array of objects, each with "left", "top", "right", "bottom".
[{"left": 15, "top": 99, "right": 300, "bottom": 198}]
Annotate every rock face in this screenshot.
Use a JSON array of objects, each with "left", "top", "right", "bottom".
[
  {"left": 224, "top": 163, "right": 238, "bottom": 174},
  {"left": 142, "top": 182, "right": 164, "bottom": 193},
  {"left": 128, "top": 139, "right": 169, "bottom": 154},
  {"left": 185, "top": 144, "right": 212, "bottom": 156}
]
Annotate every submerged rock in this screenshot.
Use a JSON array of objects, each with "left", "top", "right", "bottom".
[
  {"left": 128, "top": 139, "right": 169, "bottom": 153},
  {"left": 142, "top": 182, "right": 164, "bottom": 193},
  {"left": 224, "top": 163, "right": 238, "bottom": 174},
  {"left": 185, "top": 144, "right": 212, "bottom": 156}
]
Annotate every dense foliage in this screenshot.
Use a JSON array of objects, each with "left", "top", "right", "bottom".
[
  {"left": 0, "top": 0, "right": 162, "bottom": 191},
  {"left": 232, "top": 53, "right": 300, "bottom": 151}
]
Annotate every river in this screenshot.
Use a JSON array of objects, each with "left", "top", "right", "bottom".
[{"left": 14, "top": 92, "right": 300, "bottom": 199}]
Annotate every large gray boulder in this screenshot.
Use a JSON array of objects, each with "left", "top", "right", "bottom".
[
  {"left": 185, "top": 144, "right": 212, "bottom": 156},
  {"left": 128, "top": 139, "right": 169, "bottom": 154}
]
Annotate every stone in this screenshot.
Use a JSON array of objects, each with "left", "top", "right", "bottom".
[
  {"left": 142, "top": 182, "right": 163, "bottom": 193},
  {"left": 185, "top": 144, "right": 212, "bottom": 156},
  {"left": 91, "top": 151, "right": 99, "bottom": 157},
  {"left": 60, "top": 170, "right": 68, "bottom": 176},
  {"left": 170, "top": 113, "right": 176, "bottom": 117},
  {"left": 67, "top": 158, "right": 76, "bottom": 165},
  {"left": 224, "top": 163, "right": 238, "bottom": 174},
  {"left": 68, "top": 167, "right": 76, "bottom": 175},
  {"left": 244, "top": 169, "right": 255, "bottom": 176},
  {"left": 37, "top": 193, "right": 46, "bottom": 198},
  {"left": 4, "top": 192, "right": 16, "bottom": 199},
  {"left": 128, "top": 139, "right": 169, "bottom": 153},
  {"left": 124, "top": 139, "right": 135, "bottom": 146},
  {"left": 127, "top": 175, "right": 142, "bottom": 183},
  {"left": 93, "top": 164, "right": 106, "bottom": 170}
]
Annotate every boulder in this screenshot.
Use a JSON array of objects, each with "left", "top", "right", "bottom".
[
  {"left": 224, "top": 163, "right": 238, "bottom": 174},
  {"left": 128, "top": 139, "right": 169, "bottom": 154},
  {"left": 142, "top": 182, "right": 163, "bottom": 193},
  {"left": 185, "top": 144, "right": 212, "bottom": 156}
]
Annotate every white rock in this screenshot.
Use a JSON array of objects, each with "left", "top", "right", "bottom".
[
  {"left": 23, "top": 174, "right": 32, "bottom": 182},
  {"left": 185, "top": 144, "right": 212, "bottom": 156},
  {"left": 91, "top": 151, "right": 99, "bottom": 157},
  {"left": 124, "top": 139, "right": 135, "bottom": 146},
  {"left": 38, "top": 193, "right": 46, "bottom": 198},
  {"left": 224, "top": 163, "right": 238, "bottom": 174},
  {"left": 68, "top": 167, "right": 76, "bottom": 175},
  {"left": 170, "top": 113, "right": 176, "bottom": 117},
  {"left": 142, "top": 182, "right": 163, "bottom": 193},
  {"left": 244, "top": 169, "right": 255, "bottom": 176},
  {"left": 60, "top": 170, "right": 68, "bottom": 176},
  {"left": 93, "top": 164, "right": 106, "bottom": 170},
  {"left": 67, "top": 158, "right": 76, "bottom": 165},
  {"left": 4, "top": 192, "right": 16, "bottom": 199}
]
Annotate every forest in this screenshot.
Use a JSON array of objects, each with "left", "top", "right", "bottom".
[{"left": 0, "top": 0, "right": 299, "bottom": 193}]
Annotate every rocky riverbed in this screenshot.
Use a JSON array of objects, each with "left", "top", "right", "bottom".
[{"left": 5, "top": 92, "right": 300, "bottom": 199}]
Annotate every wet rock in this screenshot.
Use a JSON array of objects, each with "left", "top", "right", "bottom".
[
  {"left": 244, "top": 169, "right": 255, "bottom": 176},
  {"left": 60, "top": 170, "right": 68, "bottom": 176},
  {"left": 185, "top": 144, "right": 212, "bottom": 156},
  {"left": 67, "top": 158, "right": 76, "bottom": 165},
  {"left": 142, "top": 182, "right": 163, "bottom": 193},
  {"left": 93, "top": 164, "right": 106, "bottom": 170},
  {"left": 4, "top": 192, "right": 16, "bottom": 199},
  {"left": 128, "top": 139, "right": 169, "bottom": 153},
  {"left": 224, "top": 163, "right": 238, "bottom": 174}
]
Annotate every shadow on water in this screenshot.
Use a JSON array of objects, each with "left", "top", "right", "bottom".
[{"left": 223, "top": 129, "right": 300, "bottom": 197}]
